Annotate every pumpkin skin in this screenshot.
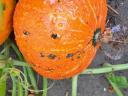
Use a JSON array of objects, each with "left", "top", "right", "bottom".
[
  {"left": 14, "top": 0, "right": 107, "bottom": 79},
  {"left": 0, "top": 0, "right": 15, "bottom": 45}
]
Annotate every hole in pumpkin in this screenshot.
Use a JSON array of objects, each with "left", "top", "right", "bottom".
[
  {"left": 51, "top": 33, "right": 58, "bottom": 39},
  {"left": 48, "top": 54, "right": 57, "bottom": 59},
  {"left": 23, "top": 31, "right": 30, "bottom": 36},
  {"left": 66, "top": 53, "right": 73, "bottom": 58}
]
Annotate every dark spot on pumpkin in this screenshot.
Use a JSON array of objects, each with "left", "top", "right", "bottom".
[
  {"left": 48, "top": 54, "right": 56, "bottom": 59},
  {"left": 23, "top": 31, "right": 29, "bottom": 36},
  {"left": 51, "top": 33, "right": 58, "bottom": 39},
  {"left": 58, "top": 0, "right": 61, "bottom": 2},
  {"left": 85, "top": 21, "right": 89, "bottom": 24},
  {"left": 97, "top": 16, "right": 99, "bottom": 20},
  {"left": 40, "top": 52, "right": 45, "bottom": 57},
  {"left": 77, "top": 54, "right": 81, "bottom": 59},
  {"left": 71, "top": 58, "right": 74, "bottom": 61},
  {"left": 66, "top": 53, "right": 73, "bottom": 58},
  {"left": 31, "top": 63, "right": 36, "bottom": 67}
]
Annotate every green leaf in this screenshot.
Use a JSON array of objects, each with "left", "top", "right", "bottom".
[{"left": 108, "top": 73, "right": 128, "bottom": 88}]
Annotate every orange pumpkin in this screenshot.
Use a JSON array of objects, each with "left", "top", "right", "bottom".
[
  {"left": 0, "top": 0, "right": 15, "bottom": 45},
  {"left": 14, "top": 0, "right": 107, "bottom": 79}
]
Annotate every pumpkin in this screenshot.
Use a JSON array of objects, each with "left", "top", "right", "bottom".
[
  {"left": 0, "top": 0, "right": 15, "bottom": 45},
  {"left": 14, "top": 0, "right": 107, "bottom": 79}
]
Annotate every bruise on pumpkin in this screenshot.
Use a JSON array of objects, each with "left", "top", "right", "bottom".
[
  {"left": 97, "top": 16, "right": 99, "bottom": 20},
  {"left": 58, "top": 0, "right": 61, "bottom": 3}
]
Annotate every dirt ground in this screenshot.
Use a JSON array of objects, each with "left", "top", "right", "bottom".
[{"left": 46, "top": 0, "right": 128, "bottom": 96}]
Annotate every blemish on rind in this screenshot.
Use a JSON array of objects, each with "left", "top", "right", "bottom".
[
  {"left": 40, "top": 52, "right": 45, "bottom": 57},
  {"left": 51, "top": 33, "right": 58, "bottom": 39},
  {"left": 48, "top": 54, "right": 57, "bottom": 59},
  {"left": 77, "top": 54, "right": 81, "bottom": 59},
  {"left": 58, "top": 0, "right": 61, "bottom": 3},
  {"left": 66, "top": 53, "right": 73, "bottom": 58},
  {"left": 23, "top": 31, "right": 29, "bottom": 36}
]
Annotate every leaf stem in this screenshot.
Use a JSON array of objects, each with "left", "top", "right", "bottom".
[
  {"left": 82, "top": 63, "right": 128, "bottom": 75},
  {"left": 11, "top": 75, "right": 17, "bottom": 96},
  {"left": 42, "top": 77, "right": 47, "bottom": 96},
  {"left": 72, "top": 75, "right": 78, "bottom": 96},
  {"left": 18, "top": 79, "right": 23, "bottom": 96}
]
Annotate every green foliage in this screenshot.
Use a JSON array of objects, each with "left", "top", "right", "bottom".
[
  {"left": 107, "top": 73, "right": 128, "bottom": 88},
  {"left": 106, "top": 73, "right": 128, "bottom": 96}
]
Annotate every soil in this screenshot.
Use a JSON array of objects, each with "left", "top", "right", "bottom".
[{"left": 5, "top": 0, "right": 128, "bottom": 96}]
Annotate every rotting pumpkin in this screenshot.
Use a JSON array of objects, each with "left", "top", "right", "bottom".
[
  {"left": 13, "top": 0, "right": 107, "bottom": 79},
  {"left": 0, "top": 0, "right": 15, "bottom": 45}
]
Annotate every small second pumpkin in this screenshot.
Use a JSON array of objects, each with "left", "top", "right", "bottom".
[{"left": 0, "top": 0, "right": 15, "bottom": 45}]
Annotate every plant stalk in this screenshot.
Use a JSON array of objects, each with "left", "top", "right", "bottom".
[
  {"left": 82, "top": 63, "right": 128, "bottom": 75},
  {"left": 11, "top": 75, "right": 17, "bottom": 96},
  {"left": 72, "top": 75, "right": 78, "bottom": 96},
  {"left": 18, "top": 79, "right": 23, "bottom": 96},
  {"left": 42, "top": 77, "right": 47, "bottom": 96}
]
